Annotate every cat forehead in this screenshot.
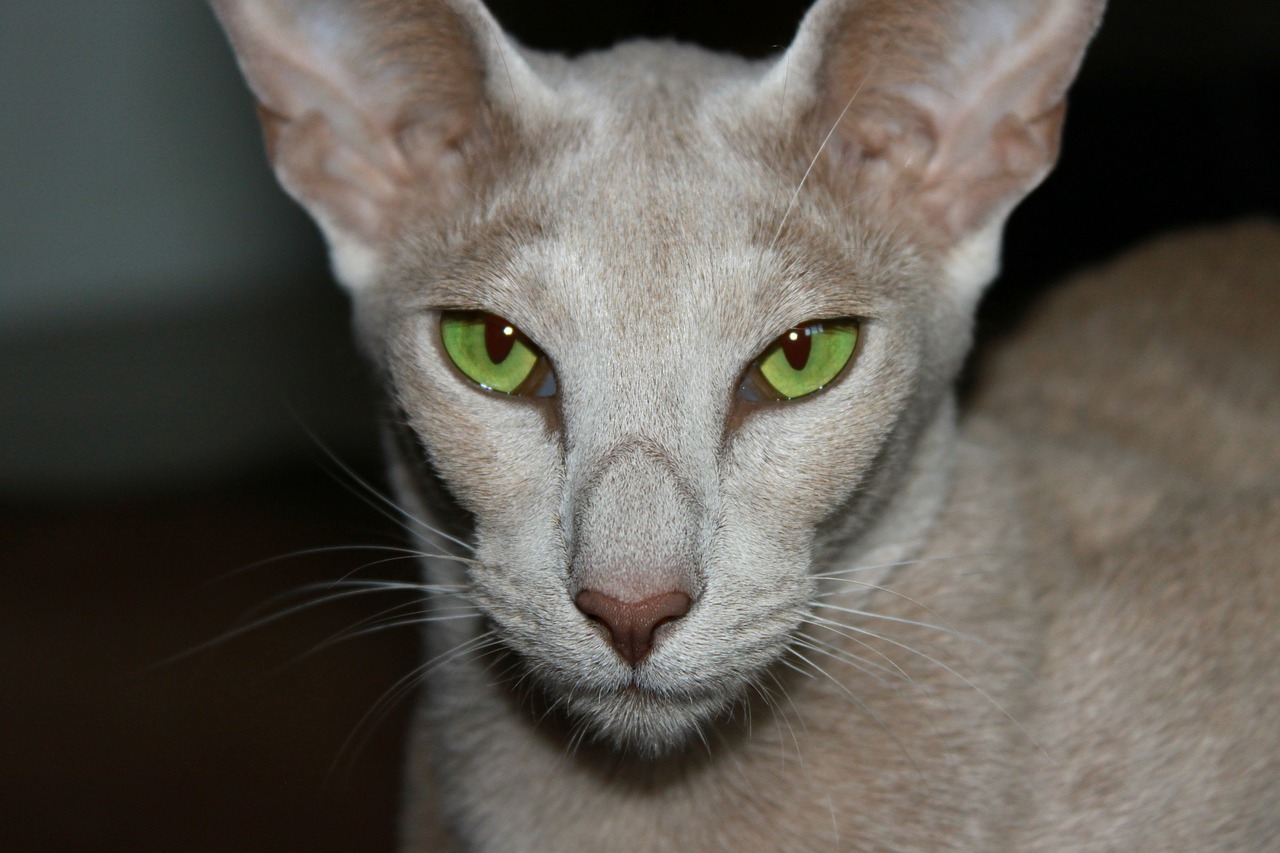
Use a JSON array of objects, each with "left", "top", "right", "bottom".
[
  {"left": 385, "top": 191, "right": 904, "bottom": 360},
  {"left": 381, "top": 41, "right": 916, "bottom": 339}
]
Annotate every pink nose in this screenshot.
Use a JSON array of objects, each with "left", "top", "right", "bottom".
[{"left": 574, "top": 589, "right": 692, "bottom": 667}]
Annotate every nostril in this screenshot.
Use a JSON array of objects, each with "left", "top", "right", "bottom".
[{"left": 574, "top": 589, "right": 692, "bottom": 667}]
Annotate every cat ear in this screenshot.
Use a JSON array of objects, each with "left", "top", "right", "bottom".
[
  {"left": 773, "top": 0, "right": 1103, "bottom": 286},
  {"left": 209, "top": 0, "right": 534, "bottom": 289}
]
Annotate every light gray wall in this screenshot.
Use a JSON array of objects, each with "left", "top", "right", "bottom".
[
  {"left": 0, "top": 2, "right": 319, "bottom": 330},
  {"left": 0, "top": 2, "right": 373, "bottom": 498}
]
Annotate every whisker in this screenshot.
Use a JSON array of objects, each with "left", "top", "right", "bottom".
[
  {"left": 239, "top": 577, "right": 460, "bottom": 626},
  {"left": 811, "top": 569, "right": 1040, "bottom": 683},
  {"left": 788, "top": 630, "right": 901, "bottom": 686},
  {"left": 811, "top": 600, "right": 997, "bottom": 654},
  {"left": 790, "top": 635, "right": 898, "bottom": 686},
  {"left": 321, "top": 610, "right": 479, "bottom": 646},
  {"left": 811, "top": 575, "right": 951, "bottom": 628},
  {"left": 800, "top": 615, "right": 968, "bottom": 776},
  {"left": 328, "top": 631, "right": 503, "bottom": 781},
  {"left": 692, "top": 722, "right": 713, "bottom": 759},
  {"left": 809, "top": 613, "right": 1047, "bottom": 758},
  {"left": 779, "top": 658, "right": 817, "bottom": 681},
  {"left": 753, "top": 675, "right": 805, "bottom": 770},
  {"left": 301, "top": 422, "right": 474, "bottom": 555},
  {"left": 810, "top": 550, "right": 998, "bottom": 580},
  {"left": 300, "top": 603, "right": 481, "bottom": 658},
  {"left": 565, "top": 700, "right": 596, "bottom": 762},
  {"left": 764, "top": 667, "right": 810, "bottom": 738},
  {"left": 768, "top": 59, "right": 878, "bottom": 252},
  {"left": 786, "top": 646, "right": 923, "bottom": 779},
  {"left": 151, "top": 577, "right": 466, "bottom": 669},
  {"left": 207, "top": 543, "right": 475, "bottom": 587},
  {"left": 281, "top": 578, "right": 465, "bottom": 596}
]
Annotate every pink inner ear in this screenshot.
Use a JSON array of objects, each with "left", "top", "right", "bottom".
[
  {"left": 805, "top": 0, "right": 1102, "bottom": 244},
  {"left": 268, "top": 110, "right": 400, "bottom": 243},
  {"left": 919, "top": 101, "right": 1067, "bottom": 240},
  {"left": 211, "top": 0, "right": 498, "bottom": 252}
]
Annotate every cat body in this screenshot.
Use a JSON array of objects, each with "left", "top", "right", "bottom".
[
  {"left": 209, "top": 0, "right": 1280, "bottom": 848},
  {"left": 401, "top": 220, "right": 1280, "bottom": 851}
]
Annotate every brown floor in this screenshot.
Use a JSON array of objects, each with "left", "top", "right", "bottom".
[{"left": 2, "top": 471, "right": 421, "bottom": 851}]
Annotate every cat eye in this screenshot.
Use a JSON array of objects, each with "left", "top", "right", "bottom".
[
  {"left": 741, "top": 319, "right": 859, "bottom": 401},
  {"left": 440, "top": 311, "right": 556, "bottom": 396}
]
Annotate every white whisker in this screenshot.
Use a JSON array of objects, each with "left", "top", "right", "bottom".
[
  {"left": 808, "top": 611, "right": 1046, "bottom": 758},
  {"left": 810, "top": 550, "right": 997, "bottom": 580},
  {"left": 814, "top": 600, "right": 973, "bottom": 640},
  {"left": 786, "top": 645, "right": 923, "bottom": 778},
  {"left": 301, "top": 604, "right": 481, "bottom": 658},
  {"left": 790, "top": 635, "right": 898, "bottom": 685},
  {"left": 202, "top": 543, "right": 473, "bottom": 590},
  {"left": 302, "top": 422, "right": 474, "bottom": 554},
  {"left": 768, "top": 61, "right": 878, "bottom": 252},
  {"left": 329, "top": 631, "right": 503, "bottom": 781}
]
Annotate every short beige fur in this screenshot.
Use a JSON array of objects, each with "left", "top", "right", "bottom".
[{"left": 209, "top": 0, "right": 1280, "bottom": 849}]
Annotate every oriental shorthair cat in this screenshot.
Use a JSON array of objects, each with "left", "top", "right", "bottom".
[{"left": 210, "top": 0, "right": 1280, "bottom": 849}]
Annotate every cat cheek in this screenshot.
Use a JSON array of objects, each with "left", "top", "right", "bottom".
[{"left": 396, "top": 385, "right": 559, "bottom": 521}]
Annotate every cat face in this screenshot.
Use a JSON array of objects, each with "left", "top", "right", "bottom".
[
  {"left": 211, "top": 0, "right": 1103, "bottom": 753},
  {"left": 376, "top": 70, "right": 962, "bottom": 748}
]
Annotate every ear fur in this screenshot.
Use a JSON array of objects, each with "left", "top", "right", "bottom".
[
  {"left": 773, "top": 0, "right": 1103, "bottom": 284},
  {"left": 209, "top": 0, "right": 537, "bottom": 289}
]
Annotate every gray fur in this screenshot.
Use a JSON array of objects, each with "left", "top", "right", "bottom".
[{"left": 210, "top": 0, "right": 1279, "bottom": 849}]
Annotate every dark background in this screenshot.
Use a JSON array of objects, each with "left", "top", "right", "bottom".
[{"left": 2, "top": 2, "right": 1276, "bottom": 850}]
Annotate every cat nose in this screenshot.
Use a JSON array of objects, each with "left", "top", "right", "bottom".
[{"left": 574, "top": 589, "right": 692, "bottom": 667}]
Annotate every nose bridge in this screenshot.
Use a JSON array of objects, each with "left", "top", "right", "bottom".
[{"left": 569, "top": 438, "right": 702, "bottom": 601}]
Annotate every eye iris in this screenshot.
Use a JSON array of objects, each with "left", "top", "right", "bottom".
[
  {"left": 753, "top": 320, "right": 857, "bottom": 400},
  {"left": 440, "top": 311, "right": 546, "bottom": 395}
]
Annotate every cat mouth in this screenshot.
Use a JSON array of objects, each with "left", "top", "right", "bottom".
[
  {"left": 480, "top": 598, "right": 796, "bottom": 755},
  {"left": 487, "top": 637, "right": 738, "bottom": 755},
  {"left": 621, "top": 680, "right": 654, "bottom": 695}
]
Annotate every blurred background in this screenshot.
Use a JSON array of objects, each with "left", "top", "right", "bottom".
[{"left": 2, "top": 1, "right": 1275, "bottom": 849}]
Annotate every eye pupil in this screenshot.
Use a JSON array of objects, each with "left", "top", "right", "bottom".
[
  {"left": 484, "top": 314, "right": 517, "bottom": 364},
  {"left": 781, "top": 326, "right": 812, "bottom": 371}
]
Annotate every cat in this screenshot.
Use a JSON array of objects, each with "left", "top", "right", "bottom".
[{"left": 209, "top": 0, "right": 1280, "bottom": 849}]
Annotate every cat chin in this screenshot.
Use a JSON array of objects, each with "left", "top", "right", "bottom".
[
  {"left": 500, "top": 643, "right": 752, "bottom": 757},
  {"left": 561, "top": 684, "right": 735, "bottom": 758},
  {"left": 477, "top": 599, "right": 800, "bottom": 756}
]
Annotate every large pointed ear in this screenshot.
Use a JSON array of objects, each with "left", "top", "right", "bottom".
[
  {"left": 209, "top": 0, "right": 536, "bottom": 289},
  {"left": 773, "top": 0, "right": 1103, "bottom": 289}
]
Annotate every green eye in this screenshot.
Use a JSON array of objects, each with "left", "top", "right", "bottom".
[
  {"left": 743, "top": 319, "right": 859, "bottom": 401},
  {"left": 440, "top": 311, "right": 555, "bottom": 396}
]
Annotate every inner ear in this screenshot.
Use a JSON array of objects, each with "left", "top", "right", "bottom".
[
  {"left": 210, "top": 0, "right": 533, "bottom": 287},
  {"left": 792, "top": 0, "right": 1103, "bottom": 245}
]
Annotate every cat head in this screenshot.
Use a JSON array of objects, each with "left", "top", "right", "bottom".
[{"left": 212, "top": 0, "right": 1102, "bottom": 753}]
